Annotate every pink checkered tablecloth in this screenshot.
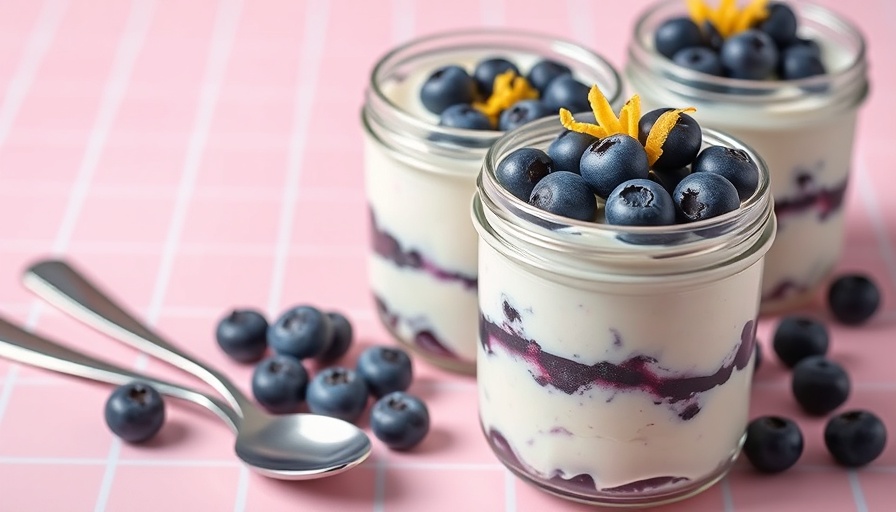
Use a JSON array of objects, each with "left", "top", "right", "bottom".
[{"left": 0, "top": 0, "right": 893, "bottom": 510}]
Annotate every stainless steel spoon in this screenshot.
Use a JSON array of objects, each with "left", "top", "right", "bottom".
[{"left": 17, "top": 258, "right": 371, "bottom": 480}]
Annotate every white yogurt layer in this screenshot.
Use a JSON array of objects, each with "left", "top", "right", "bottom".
[{"left": 477, "top": 241, "right": 761, "bottom": 492}]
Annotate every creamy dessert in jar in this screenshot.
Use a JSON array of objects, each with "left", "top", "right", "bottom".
[
  {"left": 362, "top": 30, "right": 622, "bottom": 373},
  {"left": 626, "top": 0, "right": 869, "bottom": 314},
  {"left": 472, "top": 86, "right": 776, "bottom": 506}
]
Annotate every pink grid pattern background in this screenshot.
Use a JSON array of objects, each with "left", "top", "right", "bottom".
[{"left": 0, "top": 0, "right": 893, "bottom": 510}]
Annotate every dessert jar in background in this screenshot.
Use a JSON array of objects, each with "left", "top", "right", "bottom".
[
  {"left": 472, "top": 115, "right": 776, "bottom": 506},
  {"left": 361, "top": 30, "right": 622, "bottom": 373},
  {"left": 626, "top": 0, "right": 868, "bottom": 314}
]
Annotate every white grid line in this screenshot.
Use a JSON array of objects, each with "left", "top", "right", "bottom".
[
  {"left": 0, "top": 0, "right": 68, "bottom": 153},
  {"left": 480, "top": 0, "right": 504, "bottom": 26},
  {"left": 856, "top": 152, "right": 896, "bottom": 288},
  {"left": 566, "top": 0, "right": 592, "bottom": 48},
  {"left": 847, "top": 470, "right": 869, "bottom": 512},
  {"left": 265, "top": 0, "right": 330, "bottom": 322},
  {"left": 72, "top": 0, "right": 158, "bottom": 510},
  {"left": 721, "top": 476, "right": 735, "bottom": 512},
  {"left": 503, "top": 468, "right": 516, "bottom": 512},
  {"left": 89, "top": 0, "right": 242, "bottom": 510},
  {"left": 0, "top": 0, "right": 71, "bottom": 430}
]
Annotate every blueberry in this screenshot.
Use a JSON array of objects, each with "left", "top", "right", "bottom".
[
  {"left": 772, "top": 316, "right": 829, "bottom": 368},
  {"left": 701, "top": 21, "right": 723, "bottom": 51},
  {"left": 370, "top": 391, "right": 430, "bottom": 450},
  {"left": 357, "top": 346, "right": 413, "bottom": 398},
  {"left": 671, "top": 172, "right": 740, "bottom": 222},
  {"left": 654, "top": 17, "right": 704, "bottom": 60},
  {"left": 546, "top": 130, "right": 599, "bottom": 174},
  {"left": 529, "top": 171, "right": 597, "bottom": 221},
  {"left": 318, "top": 311, "right": 353, "bottom": 362},
  {"left": 526, "top": 59, "right": 572, "bottom": 93},
  {"left": 720, "top": 29, "right": 779, "bottom": 80},
  {"left": 791, "top": 356, "right": 850, "bottom": 416},
  {"left": 785, "top": 38, "right": 822, "bottom": 60},
  {"left": 758, "top": 2, "right": 798, "bottom": 48},
  {"left": 692, "top": 145, "right": 759, "bottom": 201},
  {"left": 419, "top": 65, "right": 477, "bottom": 115},
  {"left": 251, "top": 355, "right": 309, "bottom": 414},
  {"left": 637, "top": 108, "right": 702, "bottom": 171},
  {"left": 306, "top": 367, "right": 369, "bottom": 423},
  {"left": 743, "top": 416, "right": 804, "bottom": 473},
  {"left": 540, "top": 75, "right": 591, "bottom": 113},
  {"left": 495, "top": 147, "right": 554, "bottom": 200},
  {"left": 828, "top": 274, "right": 881, "bottom": 325},
  {"left": 438, "top": 103, "right": 492, "bottom": 130},
  {"left": 605, "top": 179, "right": 676, "bottom": 227},
  {"left": 780, "top": 50, "right": 826, "bottom": 81},
  {"left": 648, "top": 167, "right": 691, "bottom": 196},
  {"left": 104, "top": 382, "right": 165, "bottom": 443},
  {"left": 824, "top": 410, "right": 888, "bottom": 467},
  {"left": 215, "top": 308, "right": 268, "bottom": 363},
  {"left": 268, "top": 305, "right": 333, "bottom": 360},
  {"left": 673, "top": 46, "right": 724, "bottom": 76},
  {"left": 498, "top": 99, "right": 551, "bottom": 131},
  {"left": 473, "top": 57, "right": 519, "bottom": 97},
  {"left": 580, "top": 134, "right": 650, "bottom": 199}
]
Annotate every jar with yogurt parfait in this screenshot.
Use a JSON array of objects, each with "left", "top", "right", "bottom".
[
  {"left": 625, "top": 0, "right": 869, "bottom": 314},
  {"left": 361, "top": 30, "right": 622, "bottom": 373},
  {"left": 471, "top": 90, "right": 776, "bottom": 506}
]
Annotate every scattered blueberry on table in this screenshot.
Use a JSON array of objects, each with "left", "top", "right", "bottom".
[
  {"left": 772, "top": 316, "right": 829, "bottom": 368},
  {"left": 824, "top": 410, "right": 888, "bottom": 467},
  {"left": 215, "top": 308, "right": 268, "bottom": 363},
  {"left": 827, "top": 273, "right": 881, "bottom": 325},
  {"left": 370, "top": 391, "right": 431, "bottom": 450},
  {"left": 251, "top": 354, "right": 309, "bottom": 414},
  {"left": 790, "top": 356, "right": 850, "bottom": 416},
  {"left": 743, "top": 415, "right": 804, "bottom": 474},
  {"left": 267, "top": 305, "right": 333, "bottom": 360},
  {"left": 357, "top": 346, "right": 414, "bottom": 398},
  {"left": 104, "top": 382, "right": 166, "bottom": 443},
  {"left": 306, "top": 367, "right": 370, "bottom": 423}
]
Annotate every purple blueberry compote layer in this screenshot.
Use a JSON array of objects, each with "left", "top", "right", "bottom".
[
  {"left": 774, "top": 171, "right": 847, "bottom": 223},
  {"left": 374, "top": 295, "right": 459, "bottom": 360},
  {"left": 486, "top": 428, "right": 692, "bottom": 498},
  {"left": 480, "top": 300, "right": 755, "bottom": 420},
  {"left": 369, "top": 209, "right": 476, "bottom": 290}
]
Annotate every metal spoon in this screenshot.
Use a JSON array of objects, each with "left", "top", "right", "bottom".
[{"left": 18, "top": 259, "right": 371, "bottom": 480}]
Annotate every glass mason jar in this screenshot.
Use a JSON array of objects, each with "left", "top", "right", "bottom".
[
  {"left": 361, "top": 30, "right": 622, "bottom": 373},
  {"left": 626, "top": 0, "right": 868, "bottom": 314},
  {"left": 472, "top": 115, "right": 776, "bottom": 506}
]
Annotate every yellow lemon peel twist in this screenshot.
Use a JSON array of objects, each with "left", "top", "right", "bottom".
[
  {"left": 472, "top": 70, "right": 539, "bottom": 127},
  {"left": 687, "top": 0, "right": 769, "bottom": 38},
  {"left": 560, "top": 85, "right": 696, "bottom": 167}
]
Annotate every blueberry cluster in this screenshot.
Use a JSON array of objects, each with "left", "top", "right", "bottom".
[
  {"left": 496, "top": 89, "right": 759, "bottom": 228},
  {"left": 420, "top": 56, "right": 590, "bottom": 131},
  {"left": 743, "top": 277, "right": 886, "bottom": 472},
  {"left": 656, "top": 1, "right": 826, "bottom": 82},
  {"left": 103, "top": 307, "right": 430, "bottom": 451}
]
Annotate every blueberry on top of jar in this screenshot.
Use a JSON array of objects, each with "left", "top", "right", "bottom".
[
  {"left": 654, "top": 0, "right": 828, "bottom": 82},
  {"left": 419, "top": 65, "right": 477, "bottom": 115}
]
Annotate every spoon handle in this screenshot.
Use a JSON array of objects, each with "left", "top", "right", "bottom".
[
  {"left": 24, "top": 259, "right": 254, "bottom": 417},
  {"left": 0, "top": 314, "right": 239, "bottom": 431}
]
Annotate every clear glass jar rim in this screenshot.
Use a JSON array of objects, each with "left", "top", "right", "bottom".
[
  {"left": 628, "top": 0, "right": 868, "bottom": 102},
  {"left": 365, "top": 28, "right": 624, "bottom": 148}
]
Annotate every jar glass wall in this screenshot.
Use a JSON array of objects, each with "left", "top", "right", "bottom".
[
  {"left": 625, "top": 0, "right": 869, "bottom": 314},
  {"left": 473, "top": 114, "right": 776, "bottom": 506},
  {"left": 362, "top": 30, "right": 622, "bottom": 373}
]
